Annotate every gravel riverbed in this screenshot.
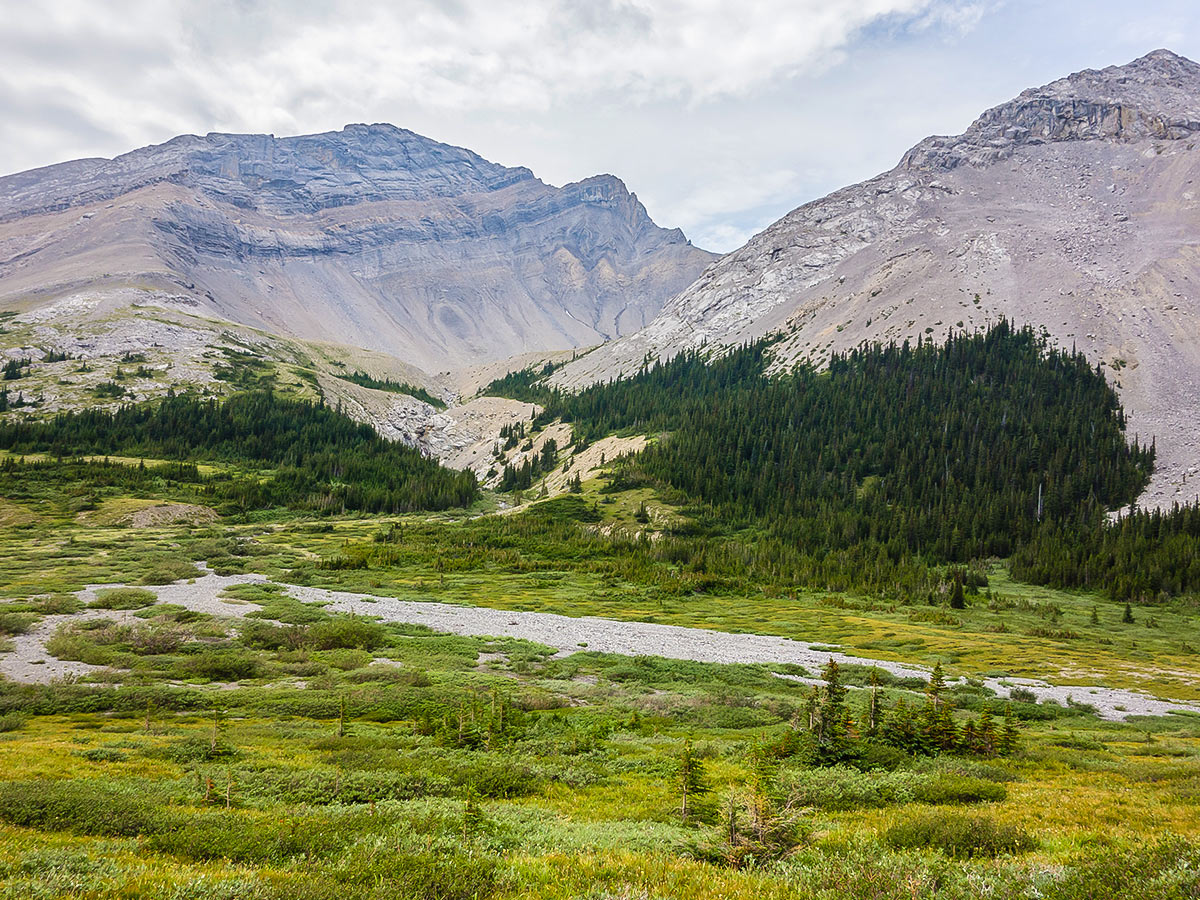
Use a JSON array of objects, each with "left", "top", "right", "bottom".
[{"left": 1, "top": 567, "right": 1196, "bottom": 721}]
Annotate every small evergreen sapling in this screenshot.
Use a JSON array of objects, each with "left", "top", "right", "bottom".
[
  {"left": 676, "top": 740, "right": 712, "bottom": 825},
  {"left": 949, "top": 572, "right": 966, "bottom": 610}
]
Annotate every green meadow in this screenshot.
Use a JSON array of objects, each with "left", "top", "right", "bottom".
[{"left": 0, "top": 450, "right": 1198, "bottom": 899}]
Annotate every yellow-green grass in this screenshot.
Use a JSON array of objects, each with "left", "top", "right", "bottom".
[
  {"left": 0, "top": 450, "right": 229, "bottom": 476},
  {"left": 1, "top": 476, "right": 1198, "bottom": 700},
  {"left": 244, "top": 516, "right": 1200, "bottom": 699},
  {"left": 1, "top": 707, "right": 1198, "bottom": 899}
]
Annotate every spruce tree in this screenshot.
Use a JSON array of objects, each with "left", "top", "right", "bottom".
[
  {"left": 864, "top": 666, "right": 883, "bottom": 737},
  {"left": 926, "top": 662, "right": 947, "bottom": 708},
  {"left": 949, "top": 572, "right": 966, "bottom": 610},
  {"left": 462, "top": 786, "right": 486, "bottom": 845},
  {"left": 976, "top": 707, "right": 997, "bottom": 757},
  {"left": 998, "top": 711, "right": 1020, "bottom": 757},
  {"left": 815, "top": 659, "right": 852, "bottom": 762},
  {"left": 676, "top": 740, "right": 712, "bottom": 825}
]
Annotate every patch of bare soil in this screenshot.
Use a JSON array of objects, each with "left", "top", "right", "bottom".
[{"left": 126, "top": 503, "right": 219, "bottom": 527}]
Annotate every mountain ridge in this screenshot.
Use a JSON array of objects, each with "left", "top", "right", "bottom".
[
  {"left": 0, "top": 124, "right": 716, "bottom": 372},
  {"left": 903, "top": 48, "right": 1200, "bottom": 171}
]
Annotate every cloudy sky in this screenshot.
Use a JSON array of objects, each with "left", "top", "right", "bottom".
[{"left": 3, "top": 0, "right": 1199, "bottom": 252}]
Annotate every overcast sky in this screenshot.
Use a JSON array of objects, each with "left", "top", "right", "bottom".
[{"left": 3, "top": 1, "right": 1200, "bottom": 252}]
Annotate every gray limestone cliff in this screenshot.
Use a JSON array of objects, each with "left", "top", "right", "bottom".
[{"left": 0, "top": 124, "right": 716, "bottom": 371}]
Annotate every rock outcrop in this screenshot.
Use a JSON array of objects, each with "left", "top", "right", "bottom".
[
  {"left": 552, "top": 49, "right": 1200, "bottom": 510},
  {"left": 903, "top": 49, "right": 1200, "bottom": 170},
  {"left": 0, "top": 124, "right": 715, "bottom": 371}
]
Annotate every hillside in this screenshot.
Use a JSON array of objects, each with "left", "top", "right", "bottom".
[
  {"left": 0, "top": 124, "right": 715, "bottom": 372},
  {"left": 552, "top": 49, "right": 1200, "bottom": 509}
]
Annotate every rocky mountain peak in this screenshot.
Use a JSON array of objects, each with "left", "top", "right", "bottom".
[
  {"left": 0, "top": 124, "right": 717, "bottom": 371},
  {"left": 904, "top": 49, "right": 1200, "bottom": 171},
  {"left": 0, "top": 124, "right": 543, "bottom": 221}
]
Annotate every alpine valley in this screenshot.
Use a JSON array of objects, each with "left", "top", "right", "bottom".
[{"left": 2, "top": 49, "right": 1200, "bottom": 900}]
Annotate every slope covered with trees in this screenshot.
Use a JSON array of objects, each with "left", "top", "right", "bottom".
[
  {"left": 489, "top": 322, "right": 1200, "bottom": 603},
  {"left": 0, "top": 392, "right": 477, "bottom": 513},
  {"left": 1011, "top": 503, "right": 1200, "bottom": 603}
]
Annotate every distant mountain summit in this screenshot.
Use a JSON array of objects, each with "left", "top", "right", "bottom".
[
  {"left": 0, "top": 124, "right": 715, "bottom": 370},
  {"left": 553, "top": 50, "right": 1200, "bottom": 509},
  {"left": 904, "top": 48, "right": 1200, "bottom": 170}
]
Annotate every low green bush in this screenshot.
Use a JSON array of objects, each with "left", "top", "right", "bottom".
[
  {"left": 245, "top": 595, "right": 330, "bottom": 625},
  {"left": 0, "top": 682, "right": 208, "bottom": 717},
  {"left": 236, "top": 768, "right": 440, "bottom": 804},
  {"left": 343, "top": 665, "right": 429, "bottom": 685},
  {"left": 234, "top": 752, "right": 541, "bottom": 805},
  {"left": 270, "top": 848, "right": 498, "bottom": 900},
  {"left": 138, "top": 560, "right": 201, "bottom": 585},
  {"left": 43, "top": 628, "right": 120, "bottom": 667},
  {"left": 1040, "top": 838, "right": 1200, "bottom": 900},
  {"left": 30, "top": 594, "right": 83, "bottom": 614},
  {"left": 688, "top": 704, "right": 779, "bottom": 730},
  {"left": 457, "top": 757, "right": 541, "bottom": 798},
  {"left": 0, "top": 712, "right": 27, "bottom": 732},
  {"left": 134, "top": 603, "right": 207, "bottom": 623},
  {"left": 126, "top": 622, "right": 190, "bottom": 655},
  {"left": 308, "top": 618, "right": 387, "bottom": 651},
  {"left": 906, "top": 756, "right": 1019, "bottom": 783},
  {"left": 911, "top": 775, "right": 1007, "bottom": 805},
  {"left": 182, "top": 650, "right": 262, "bottom": 682},
  {"left": 785, "top": 766, "right": 1007, "bottom": 810},
  {"left": 321, "top": 649, "right": 374, "bottom": 671},
  {"left": 239, "top": 620, "right": 308, "bottom": 651},
  {"left": 333, "top": 848, "right": 498, "bottom": 900},
  {"left": 77, "top": 747, "right": 128, "bottom": 762},
  {"left": 0, "top": 780, "right": 163, "bottom": 836},
  {"left": 147, "top": 809, "right": 381, "bottom": 863},
  {"left": 884, "top": 812, "right": 1035, "bottom": 857},
  {"left": 0, "top": 610, "right": 38, "bottom": 635},
  {"left": 89, "top": 588, "right": 157, "bottom": 610},
  {"left": 1050, "top": 733, "right": 1108, "bottom": 751},
  {"left": 786, "top": 765, "right": 913, "bottom": 810},
  {"left": 162, "top": 735, "right": 239, "bottom": 763},
  {"left": 221, "top": 583, "right": 288, "bottom": 604}
]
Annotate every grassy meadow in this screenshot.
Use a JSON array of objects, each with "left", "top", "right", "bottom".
[{"left": 0, "top": 449, "right": 1198, "bottom": 898}]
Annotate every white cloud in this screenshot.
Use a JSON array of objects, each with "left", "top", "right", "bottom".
[
  {"left": 2, "top": 1, "right": 1200, "bottom": 252},
  {"left": 0, "top": 0, "right": 961, "bottom": 152},
  {"left": 161, "top": 0, "right": 944, "bottom": 112}
]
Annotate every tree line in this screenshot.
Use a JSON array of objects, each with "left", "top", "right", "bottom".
[
  {"left": 486, "top": 322, "right": 1200, "bottom": 604},
  {"left": 0, "top": 391, "right": 477, "bottom": 514}
]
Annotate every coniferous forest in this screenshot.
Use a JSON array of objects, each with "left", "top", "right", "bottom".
[
  {"left": 490, "top": 322, "right": 1200, "bottom": 605},
  {"left": 3, "top": 322, "right": 1195, "bottom": 602},
  {"left": 0, "top": 392, "right": 477, "bottom": 513}
]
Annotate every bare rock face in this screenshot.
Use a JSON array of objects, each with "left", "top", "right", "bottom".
[
  {"left": 552, "top": 50, "right": 1200, "bottom": 510},
  {"left": 904, "top": 49, "right": 1200, "bottom": 170},
  {"left": 0, "top": 124, "right": 715, "bottom": 371}
]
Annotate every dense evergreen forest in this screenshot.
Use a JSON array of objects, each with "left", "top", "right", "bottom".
[
  {"left": 1011, "top": 503, "right": 1200, "bottom": 603},
  {"left": 334, "top": 371, "right": 445, "bottom": 408},
  {"left": 0, "top": 392, "right": 477, "bottom": 513},
  {"left": 490, "top": 323, "right": 1200, "bottom": 604}
]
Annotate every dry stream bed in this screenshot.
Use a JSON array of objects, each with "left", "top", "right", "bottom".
[{"left": 2, "top": 566, "right": 1197, "bottom": 721}]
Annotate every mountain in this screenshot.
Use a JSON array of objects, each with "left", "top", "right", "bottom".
[
  {"left": 0, "top": 124, "right": 715, "bottom": 372},
  {"left": 552, "top": 50, "right": 1200, "bottom": 509}
]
